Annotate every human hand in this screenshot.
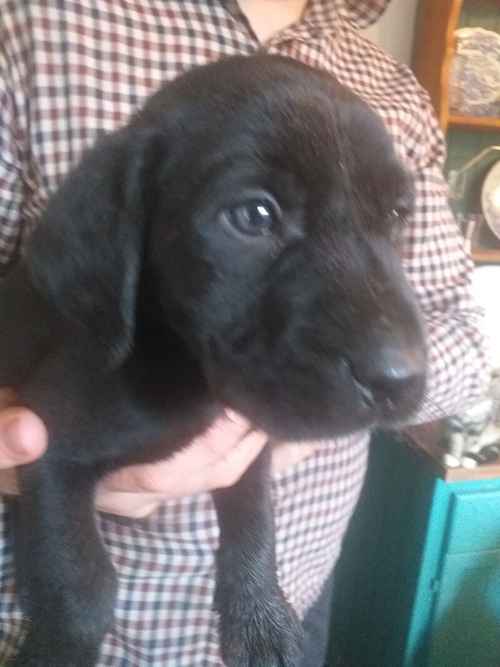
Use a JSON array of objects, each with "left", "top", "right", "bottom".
[
  {"left": 0, "top": 388, "right": 48, "bottom": 493},
  {"left": 0, "top": 391, "right": 269, "bottom": 517},
  {"left": 98, "top": 420, "right": 319, "bottom": 517},
  {"left": 96, "top": 411, "right": 269, "bottom": 517},
  {"left": 0, "top": 389, "right": 318, "bottom": 518}
]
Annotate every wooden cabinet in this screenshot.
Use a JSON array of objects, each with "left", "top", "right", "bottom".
[
  {"left": 412, "top": 0, "right": 500, "bottom": 265},
  {"left": 413, "top": 0, "right": 500, "bottom": 132},
  {"left": 412, "top": 0, "right": 462, "bottom": 130},
  {"left": 329, "top": 429, "right": 500, "bottom": 666}
]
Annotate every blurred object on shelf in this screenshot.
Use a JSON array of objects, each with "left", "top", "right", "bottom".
[
  {"left": 460, "top": 212, "right": 500, "bottom": 258},
  {"left": 441, "top": 371, "right": 500, "bottom": 468},
  {"left": 449, "top": 146, "right": 500, "bottom": 201},
  {"left": 448, "top": 146, "right": 500, "bottom": 260},
  {"left": 440, "top": 262, "right": 500, "bottom": 468},
  {"left": 471, "top": 264, "right": 500, "bottom": 369},
  {"left": 449, "top": 27, "right": 500, "bottom": 117},
  {"left": 481, "top": 160, "right": 500, "bottom": 241}
]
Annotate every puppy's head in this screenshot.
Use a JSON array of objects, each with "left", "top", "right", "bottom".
[{"left": 29, "top": 55, "right": 426, "bottom": 440}]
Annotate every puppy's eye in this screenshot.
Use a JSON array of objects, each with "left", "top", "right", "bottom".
[
  {"left": 219, "top": 198, "right": 280, "bottom": 237},
  {"left": 391, "top": 208, "right": 403, "bottom": 222},
  {"left": 391, "top": 206, "right": 411, "bottom": 225},
  {"left": 389, "top": 207, "right": 408, "bottom": 243}
]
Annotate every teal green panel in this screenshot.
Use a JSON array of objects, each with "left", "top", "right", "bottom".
[
  {"left": 404, "top": 479, "right": 451, "bottom": 667},
  {"left": 428, "top": 551, "right": 500, "bottom": 667},
  {"left": 446, "top": 489, "right": 500, "bottom": 554},
  {"left": 329, "top": 432, "right": 437, "bottom": 667}
]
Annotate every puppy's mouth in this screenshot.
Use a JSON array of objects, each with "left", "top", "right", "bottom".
[{"left": 202, "top": 337, "right": 425, "bottom": 441}]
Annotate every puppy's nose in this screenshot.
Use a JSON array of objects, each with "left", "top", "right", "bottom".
[{"left": 348, "top": 345, "right": 425, "bottom": 415}]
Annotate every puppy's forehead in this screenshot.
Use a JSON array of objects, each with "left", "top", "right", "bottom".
[
  {"left": 212, "top": 77, "right": 404, "bottom": 216},
  {"left": 141, "top": 56, "right": 408, "bottom": 215},
  {"left": 157, "top": 56, "right": 387, "bottom": 154},
  {"left": 177, "top": 57, "right": 397, "bottom": 184}
]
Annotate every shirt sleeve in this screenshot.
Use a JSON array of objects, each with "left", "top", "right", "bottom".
[
  {"left": 0, "top": 63, "right": 24, "bottom": 275},
  {"left": 402, "top": 97, "right": 491, "bottom": 423}
]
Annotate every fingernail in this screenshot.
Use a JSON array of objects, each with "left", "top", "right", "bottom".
[{"left": 224, "top": 409, "right": 249, "bottom": 426}]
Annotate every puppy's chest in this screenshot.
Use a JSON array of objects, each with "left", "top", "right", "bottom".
[{"left": 117, "top": 332, "right": 218, "bottom": 454}]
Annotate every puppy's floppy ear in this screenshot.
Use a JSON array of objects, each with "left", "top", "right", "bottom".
[{"left": 27, "top": 127, "right": 160, "bottom": 367}]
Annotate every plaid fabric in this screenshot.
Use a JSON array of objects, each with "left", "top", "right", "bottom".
[
  {"left": 0, "top": 0, "right": 489, "bottom": 665},
  {"left": 0, "top": 435, "right": 368, "bottom": 665}
]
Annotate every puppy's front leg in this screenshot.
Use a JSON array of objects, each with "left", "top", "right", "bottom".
[
  {"left": 212, "top": 446, "right": 303, "bottom": 667},
  {"left": 12, "top": 458, "right": 115, "bottom": 667},
  {"left": 7, "top": 346, "right": 177, "bottom": 667}
]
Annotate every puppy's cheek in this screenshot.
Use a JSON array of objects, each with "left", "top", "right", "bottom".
[{"left": 217, "top": 370, "right": 373, "bottom": 441}]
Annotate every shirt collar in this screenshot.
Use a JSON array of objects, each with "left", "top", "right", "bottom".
[
  {"left": 275, "top": 1, "right": 391, "bottom": 42},
  {"left": 302, "top": 0, "right": 391, "bottom": 29},
  {"left": 224, "top": 1, "right": 391, "bottom": 39},
  {"left": 340, "top": 0, "right": 391, "bottom": 28}
]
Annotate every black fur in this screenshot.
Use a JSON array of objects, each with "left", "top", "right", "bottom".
[{"left": 0, "top": 55, "right": 426, "bottom": 666}]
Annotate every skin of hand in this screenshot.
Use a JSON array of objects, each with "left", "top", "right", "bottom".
[{"left": 0, "top": 389, "right": 318, "bottom": 517}]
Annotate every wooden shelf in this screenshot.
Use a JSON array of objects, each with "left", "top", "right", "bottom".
[
  {"left": 405, "top": 422, "right": 500, "bottom": 482},
  {"left": 472, "top": 247, "right": 500, "bottom": 263},
  {"left": 449, "top": 114, "right": 500, "bottom": 131},
  {"left": 412, "top": 4, "right": 500, "bottom": 252},
  {"left": 412, "top": 0, "right": 464, "bottom": 128}
]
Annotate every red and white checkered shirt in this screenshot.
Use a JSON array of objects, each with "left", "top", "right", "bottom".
[{"left": 0, "top": 1, "right": 489, "bottom": 665}]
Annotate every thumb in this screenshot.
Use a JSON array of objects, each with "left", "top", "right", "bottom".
[{"left": 0, "top": 408, "right": 48, "bottom": 468}]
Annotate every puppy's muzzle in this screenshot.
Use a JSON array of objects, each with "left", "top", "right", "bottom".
[{"left": 345, "top": 339, "right": 426, "bottom": 421}]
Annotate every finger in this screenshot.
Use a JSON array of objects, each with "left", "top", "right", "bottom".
[
  {"left": 206, "top": 427, "right": 269, "bottom": 489},
  {"left": 101, "top": 425, "right": 268, "bottom": 496},
  {"left": 95, "top": 491, "right": 163, "bottom": 518},
  {"left": 99, "top": 461, "right": 172, "bottom": 494},
  {"left": 96, "top": 431, "right": 265, "bottom": 514},
  {"left": 190, "top": 410, "right": 252, "bottom": 462},
  {"left": 101, "top": 412, "right": 252, "bottom": 494},
  {"left": 0, "top": 408, "right": 48, "bottom": 468},
  {"left": 271, "top": 441, "right": 319, "bottom": 472}
]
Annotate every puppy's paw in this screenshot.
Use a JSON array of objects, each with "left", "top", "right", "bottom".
[{"left": 218, "top": 589, "right": 304, "bottom": 667}]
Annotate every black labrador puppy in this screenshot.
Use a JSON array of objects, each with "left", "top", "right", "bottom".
[{"left": 0, "top": 54, "right": 426, "bottom": 666}]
